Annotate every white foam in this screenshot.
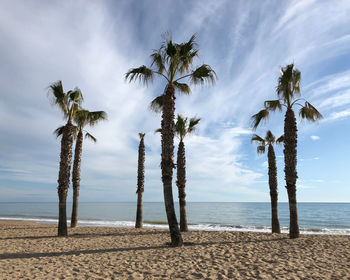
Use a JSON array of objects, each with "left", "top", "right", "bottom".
[{"left": 1, "top": 217, "right": 349, "bottom": 235}]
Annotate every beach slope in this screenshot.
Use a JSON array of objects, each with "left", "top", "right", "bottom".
[{"left": 0, "top": 220, "right": 349, "bottom": 279}]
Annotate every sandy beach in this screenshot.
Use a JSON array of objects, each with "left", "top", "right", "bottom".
[{"left": 0, "top": 220, "right": 349, "bottom": 279}]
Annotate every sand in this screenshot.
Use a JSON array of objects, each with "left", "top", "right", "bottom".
[{"left": 0, "top": 220, "right": 349, "bottom": 279}]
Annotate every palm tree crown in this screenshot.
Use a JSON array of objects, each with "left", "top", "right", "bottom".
[
  {"left": 251, "top": 130, "right": 284, "bottom": 154},
  {"left": 175, "top": 114, "right": 201, "bottom": 142},
  {"left": 74, "top": 109, "right": 107, "bottom": 141},
  {"left": 54, "top": 109, "right": 107, "bottom": 141},
  {"left": 49, "top": 80, "right": 84, "bottom": 122},
  {"left": 251, "top": 64, "right": 322, "bottom": 129},
  {"left": 125, "top": 34, "right": 216, "bottom": 94}
]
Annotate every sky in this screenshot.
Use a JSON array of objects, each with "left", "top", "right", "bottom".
[{"left": 0, "top": 0, "right": 349, "bottom": 203}]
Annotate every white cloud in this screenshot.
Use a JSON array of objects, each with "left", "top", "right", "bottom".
[
  {"left": 310, "top": 135, "right": 320, "bottom": 140},
  {"left": 297, "top": 184, "right": 315, "bottom": 189},
  {"left": 323, "top": 109, "right": 350, "bottom": 122}
]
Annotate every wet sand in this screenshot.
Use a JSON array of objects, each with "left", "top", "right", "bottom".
[{"left": 0, "top": 220, "right": 349, "bottom": 279}]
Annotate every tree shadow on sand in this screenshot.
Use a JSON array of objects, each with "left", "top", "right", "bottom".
[
  {"left": 0, "top": 237, "right": 288, "bottom": 260},
  {"left": 0, "top": 229, "right": 169, "bottom": 241}
]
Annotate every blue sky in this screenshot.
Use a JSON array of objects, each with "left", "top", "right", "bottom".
[{"left": 0, "top": 0, "right": 349, "bottom": 202}]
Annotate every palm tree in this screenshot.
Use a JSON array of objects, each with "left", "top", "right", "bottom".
[
  {"left": 126, "top": 34, "right": 216, "bottom": 246},
  {"left": 72, "top": 109, "right": 107, "bottom": 227},
  {"left": 135, "top": 133, "right": 146, "bottom": 229},
  {"left": 252, "top": 64, "right": 322, "bottom": 238},
  {"left": 251, "top": 130, "right": 283, "bottom": 234},
  {"left": 174, "top": 114, "right": 200, "bottom": 232},
  {"left": 48, "top": 80, "right": 83, "bottom": 236}
]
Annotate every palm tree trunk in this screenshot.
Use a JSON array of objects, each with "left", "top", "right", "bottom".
[
  {"left": 284, "top": 108, "right": 299, "bottom": 239},
  {"left": 161, "top": 83, "right": 183, "bottom": 246},
  {"left": 135, "top": 135, "right": 145, "bottom": 228},
  {"left": 177, "top": 140, "right": 188, "bottom": 232},
  {"left": 71, "top": 129, "right": 83, "bottom": 228},
  {"left": 267, "top": 144, "right": 280, "bottom": 233},
  {"left": 135, "top": 192, "right": 143, "bottom": 228},
  {"left": 57, "top": 121, "right": 74, "bottom": 236}
]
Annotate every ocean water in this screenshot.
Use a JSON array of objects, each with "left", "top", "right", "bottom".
[{"left": 0, "top": 202, "right": 349, "bottom": 235}]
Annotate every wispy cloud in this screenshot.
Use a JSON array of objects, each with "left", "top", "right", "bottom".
[
  {"left": 310, "top": 135, "right": 320, "bottom": 140},
  {"left": 297, "top": 184, "right": 316, "bottom": 189},
  {"left": 323, "top": 109, "right": 350, "bottom": 122}
]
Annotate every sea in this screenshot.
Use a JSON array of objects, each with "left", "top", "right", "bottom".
[{"left": 0, "top": 202, "right": 349, "bottom": 235}]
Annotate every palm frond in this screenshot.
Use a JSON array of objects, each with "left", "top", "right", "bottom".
[
  {"left": 74, "top": 109, "right": 89, "bottom": 127},
  {"left": 53, "top": 125, "right": 65, "bottom": 139},
  {"left": 251, "top": 134, "right": 265, "bottom": 144},
  {"left": 257, "top": 145, "right": 266, "bottom": 154},
  {"left": 293, "top": 70, "right": 301, "bottom": 94},
  {"left": 188, "top": 117, "right": 200, "bottom": 134},
  {"left": 154, "top": 128, "right": 162, "bottom": 134},
  {"left": 53, "top": 124, "right": 78, "bottom": 139},
  {"left": 69, "top": 88, "right": 84, "bottom": 105},
  {"left": 166, "top": 39, "right": 177, "bottom": 58},
  {"left": 48, "top": 80, "right": 68, "bottom": 116},
  {"left": 264, "top": 100, "right": 282, "bottom": 112},
  {"left": 85, "top": 132, "right": 97, "bottom": 143},
  {"left": 125, "top": 66, "right": 154, "bottom": 85},
  {"left": 174, "top": 81, "right": 191, "bottom": 95},
  {"left": 69, "top": 103, "right": 81, "bottom": 120},
  {"left": 179, "top": 34, "right": 197, "bottom": 57},
  {"left": 168, "top": 55, "right": 180, "bottom": 81},
  {"left": 277, "top": 64, "right": 301, "bottom": 105},
  {"left": 189, "top": 64, "right": 216, "bottom": 85},
  {"left": 150, "top": 49, "right": 165, "bottom": 74},
  {"left": 149, "top": 95, "right": 164, "bottom": 113},
  {"left": 251, "top": 109, "right": 269, "bottom": 130},
  {"left": 175, "top": 114, "right": 187, "bottom": 139},
  {"left": 179, "top": 50, "right": 198, "bottom": 74},
  {"left": 178, "top": 34, "right": 198, "bottom": 74},
  {"left": 276, "top": 135, "right": 284, "bottom": 144},
  {"left": 299, "top": 101, "right": 323, "bottom": 121},
  {"left": 88, "top": 111, "right": 107, "bottom": 127}
]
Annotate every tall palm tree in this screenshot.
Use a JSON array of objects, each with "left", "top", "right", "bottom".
[
  {"left": 252, "top": 64, "right": 322, "bottom": 238},
  {"left": 251, "top": 130, "right": 283, "bottom": 234},
  {"left": 71, "top": 109, "right": 107, "bottom": 227},
  {"left": 135, "top": 133, "right": 146, "bottom": 229},
  {"left": 126, "top": 34, "right": 216, "bottom": 246},
  {"left": 48, "top": 80, "right": 83, "bottom": 237},
  {"left": 175, "top": 114, "right": 200, "bottom": 232}
]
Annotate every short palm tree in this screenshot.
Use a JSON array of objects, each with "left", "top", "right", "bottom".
[
  {"left": 135, "top": 133, "right": 146, "bottom": 229},
  {"left": 251, "top": 130, "right": 283, "bottom": 234},
  {"left": 126, "top": 34, "right": 216, "bottom": 246},
  {"left": 252, "top": 64, "right": 322, "bottom": 239},
  {"left": 175, "top": 114, "right": 200, "bottom": 232},
  {"left": 48, "top": 80, "right": 83, "bottom": 237}
]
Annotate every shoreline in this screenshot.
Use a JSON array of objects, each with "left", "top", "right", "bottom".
[
  {"left": 1, "top": 217, "right": 349, "bottom": 236},
  {"left": 0, "top": 220, "right": 349, "bottom": 279}
]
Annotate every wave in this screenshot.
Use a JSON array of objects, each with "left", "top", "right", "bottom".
[{"left": 1, "top": 216, "right": 349, "bottom": 235}]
